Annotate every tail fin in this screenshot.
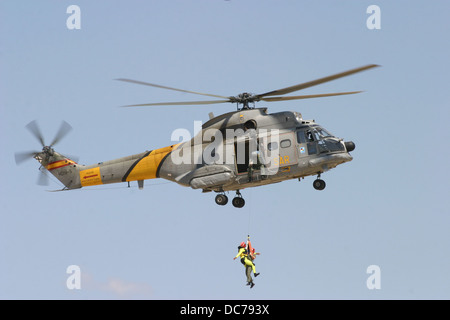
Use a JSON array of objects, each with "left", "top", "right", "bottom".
[{"left": 39, "top": 151, "right": 81, "bottom": 189}]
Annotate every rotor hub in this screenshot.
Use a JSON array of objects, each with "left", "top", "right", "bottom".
[
  {"left": 231, "top": 92, "right": 259, "bottom": 110},
  {"left": 43, "top": 146, "right": 55, "bottom": 156}
]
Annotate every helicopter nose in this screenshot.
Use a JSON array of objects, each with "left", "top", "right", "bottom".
[{"left": 344, "top": 141, "right": 356, "bottom": 152}]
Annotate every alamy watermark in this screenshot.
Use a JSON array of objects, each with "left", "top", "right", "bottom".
[
  {"left": 66, "top": 5, "right": 81, "bottom": 30},
  {"left": 65, "top": 264, "right": 381, "bottom": 291},
  {"left": 366, "top": 264, "right": 381, "bottom": 290},
  {"left": 170, "top": 122, "right": 281, "bottom": 175},
  {"left": 366, "top": 5, "right": 381, "bottom": 30},
  {"left": 66, "top": 265, "right": 81, "bottom": 290}
]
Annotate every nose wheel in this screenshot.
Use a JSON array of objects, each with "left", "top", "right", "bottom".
[{"left": 313, "top": 173, "right": 326, "bottom": 190}]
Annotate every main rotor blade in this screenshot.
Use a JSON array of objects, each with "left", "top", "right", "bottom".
[
  {"left": 25, "top": 120, "right": 45, "bottom": 147},
  {"left": 258, "top": 64, "right": 379, "bottom": 98},
  {"left": 260, "top": 91, "right": 363, "bottom": 102},
  {"left": 121, "top": 99, "right": 232, "bottom": 107},
  {"left": 14, "top": 151, "right": 39, "bottom": 165},
  {"left": 116, "top": 78, "right": 230, "bottom": 100},
  {"left": 50, "top": 121, "right": 72, "bottom": 147}
]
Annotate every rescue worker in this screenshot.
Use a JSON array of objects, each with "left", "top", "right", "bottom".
[
  {"left": 245, "top": 239, "right": 260, "bottom": 286},
  {"left": 233, "top": 241, "right": 260, "bottom": 288},
  {"left": 247, "top": 238, "right": 260, "bottom": 261},
  {"left": 250, "top": 247, "right": 260, "bottom": 260}
]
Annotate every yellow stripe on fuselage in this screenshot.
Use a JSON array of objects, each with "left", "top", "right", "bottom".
[
  {"left": 80, "top": 167, "right": 102, "bottom": 187},
  {"left": 124, "top": 144, "right": 179, "bottom": 182}
]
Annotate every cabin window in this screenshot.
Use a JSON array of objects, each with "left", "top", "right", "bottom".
[
  {"left": 280, "top": 139, "right": 291, "bottom": 148},
  {"left": 267, "top": 142, "right": 278, "bottom": 151}
]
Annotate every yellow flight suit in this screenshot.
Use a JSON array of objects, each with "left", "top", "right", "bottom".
[{"left": 235, "top": 247, "right": 257, "bottom": 274}]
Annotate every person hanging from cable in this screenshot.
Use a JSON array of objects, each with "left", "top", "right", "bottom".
[
  {"left": 245, "top": 235, "right": 260, "bottom": 287},
  {"left": 233, "top": 236, "right": 260, "bottom": 288},
  {"left": 234, "top": 241, "right": 257, "bottom": 288},
  {"left": 247, "top": 236, "right": 260, "bottom": 261},
  {"left": 247, "top": 236, "right": 261, "bottom": 264}
]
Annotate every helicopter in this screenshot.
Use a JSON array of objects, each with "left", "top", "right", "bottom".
[{"left": 15, "top": 64, "right": 378, "bottom": 208}]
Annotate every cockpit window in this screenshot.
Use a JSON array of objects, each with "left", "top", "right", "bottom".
[
  {"left": 297, "top": 127, "right": 342, "bottom": 154},
  {"left": 306, "top": 130, "right": 315, "bottom": 142},
  {"left": 297, "top": 130, "right": 306, "bottom": 143},
  {"left": 315, "top": 127, "right": 333, "bottom": 139},
  {"left": 297, "top": 127, "right": 335, "bottom": 144}
]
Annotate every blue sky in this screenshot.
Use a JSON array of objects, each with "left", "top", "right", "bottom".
[{"left": 1, "top": 0, "right": 449, "bottom": 300}]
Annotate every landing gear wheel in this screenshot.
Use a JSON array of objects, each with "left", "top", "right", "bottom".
[
  {"left": 232, "top": 197, "right": 245, "bottom": 208},
  {"left": 215, "top": 194, "right": 228, "bottom": 206},
  {"left": 313, "top": 179, "right": 326, "bottom": 190}
]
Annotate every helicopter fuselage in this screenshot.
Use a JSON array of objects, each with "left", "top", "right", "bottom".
[
  {"left": 38, "top": 108, "right": 354, "bottom": 201},
  {"left": 158, "top": 107, "right": 354, "bottom": 192},
  {"left": 19, "top": 64, "right": 379, "bottom": 207}
]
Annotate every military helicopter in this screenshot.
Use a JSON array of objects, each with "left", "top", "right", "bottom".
[{"left": 15, "top": 64, "right": 378, "bottom": 208}]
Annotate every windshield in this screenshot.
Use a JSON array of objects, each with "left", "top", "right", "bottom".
[
  {"left": 315, "top": 127, "right": 334, "bottom": 139},
  {"left": 298, "top": 127, "right": 335, "bottom": 143},
  {"left": 297, "top": 126, "right": 344, "bottom": 154}
]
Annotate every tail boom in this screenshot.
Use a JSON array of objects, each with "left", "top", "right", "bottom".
[{"left": 43, "top": 144, "right": 179, "bottom": 189}]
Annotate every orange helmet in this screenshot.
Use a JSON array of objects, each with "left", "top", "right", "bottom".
[{"left": 240, "top": 242, "right": 246, "bottom": 248}]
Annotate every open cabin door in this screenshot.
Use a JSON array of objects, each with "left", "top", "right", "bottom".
[{"left": 234, "top": 139, "right": 251, "bottom": 174}]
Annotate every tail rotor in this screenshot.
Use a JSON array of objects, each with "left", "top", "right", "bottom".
[{"left": 15, "top": 120, "right": 75, "bottom": 186}]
